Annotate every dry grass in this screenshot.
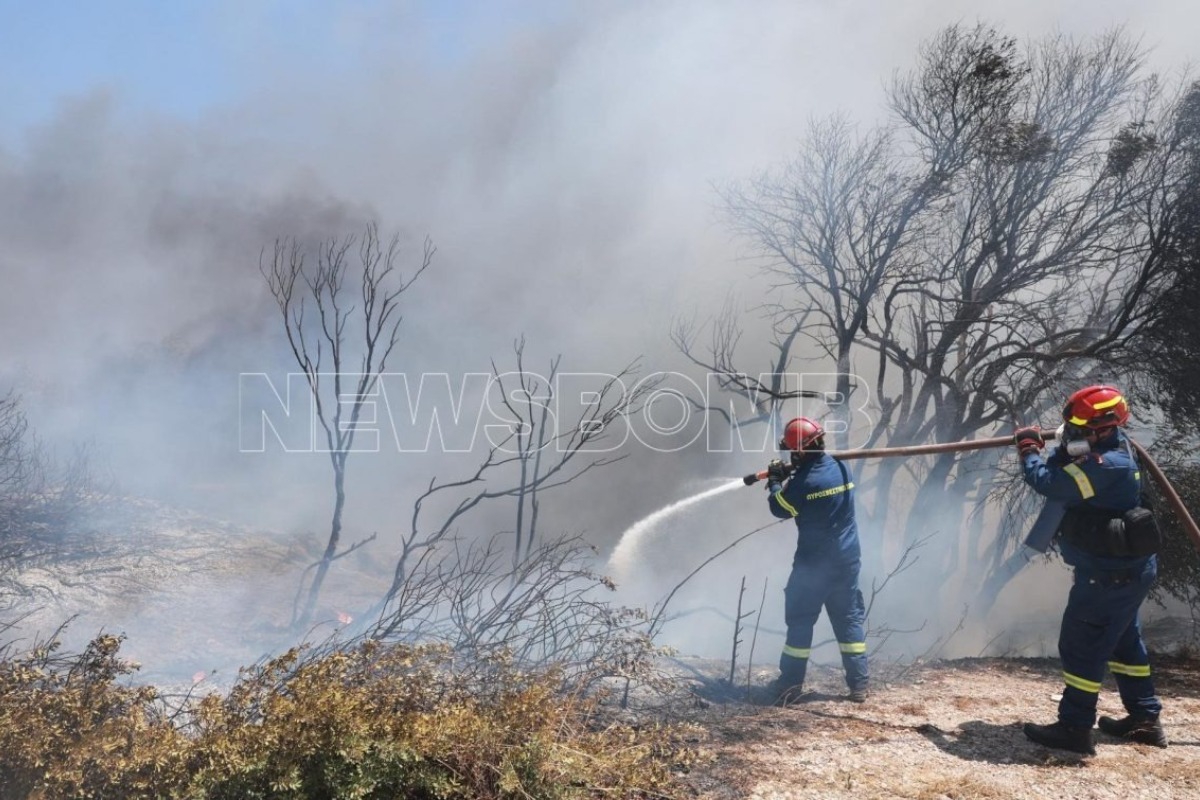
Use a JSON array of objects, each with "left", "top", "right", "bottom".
[
  {"left": 1141, "top": 754, "right": 1200, "bottom": 784},
  {"left": 951, "top": 695, "right": 986, "bottom": 711},
  {"left": 913, "top": 776, "right": 1011, "bottom": 799}
]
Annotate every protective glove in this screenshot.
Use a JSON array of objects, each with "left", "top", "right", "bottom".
[
  {"left": 1014, "top": 425, "right": 1044, "bottom": 458},
  {"left": 766, "top": 459, "right": 788, "bottom": 484}
]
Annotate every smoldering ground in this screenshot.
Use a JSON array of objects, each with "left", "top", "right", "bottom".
[{"left": 3, "top": 2, "right": 1197, "bottom": 677}]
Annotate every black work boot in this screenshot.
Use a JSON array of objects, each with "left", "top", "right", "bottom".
[
  {"left": 848, "top": 686, "right": 869, "bottom": 703},
  {"left": 1098, "top": 714, "right": 1168, "bottom": 747},
  {"left": 1023, "top": 721, "right": 1096, "bottom": 755}
]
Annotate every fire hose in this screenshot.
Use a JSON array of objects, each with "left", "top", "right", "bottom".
[
  {"left": 1129, "top": 439, "right": 1200, "bottom": 553},
  {"left": 742, "top": 431, "right": 1200, "bottom": 553}
]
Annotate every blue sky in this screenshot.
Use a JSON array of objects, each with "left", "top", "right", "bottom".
[
  {"left": 2, "top": 2, "right": 234, "bottom": 132},
  {"left": 4, "top": 0, "right": 1195, "bottom": 143},
  {"left": 0, "top": 0, "right": 560, "bottom": 142}
]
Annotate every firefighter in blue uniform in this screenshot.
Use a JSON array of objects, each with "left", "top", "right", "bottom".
[
  {"left": 1015, "top": 384, "right": 1167, "bottom": 755},
  {"left": 765, "top": 417, "right": 869, "bottom": 704}
]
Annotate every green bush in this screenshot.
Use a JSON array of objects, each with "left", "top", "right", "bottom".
[
  {"left": 0, "top": 633, "right": 189, "bottom": 799},
  {"left": 0, "top": 634, "right": 704, "bottom": 800}
]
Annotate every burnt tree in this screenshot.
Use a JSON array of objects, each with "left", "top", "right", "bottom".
[
  {"left": 262, "top": 223, "right": 434, "bottom": 627},
  {"left": 690, "top": 25, "right": 1192, "bottom": 585}
]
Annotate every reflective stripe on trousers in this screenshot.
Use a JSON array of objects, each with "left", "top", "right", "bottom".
[
  {"left": 1057, "top": 559, "right": 1161, "bottom": 727},
  {"left": 780, "top": 558, "right": 868, "bottom": 691}
]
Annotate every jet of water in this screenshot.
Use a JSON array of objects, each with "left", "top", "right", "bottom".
[{"left": 606, "top": 478, "right": 746, "bottom": 580}]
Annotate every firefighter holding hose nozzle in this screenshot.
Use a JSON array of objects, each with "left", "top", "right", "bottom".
[
  {"left": 763, "top": 417, "right": 869, "bottom": 706},
  {"left": 1016, "top": 384, "right": 1167, "bottom": 755}
]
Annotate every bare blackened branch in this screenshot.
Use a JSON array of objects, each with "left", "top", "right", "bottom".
[{"left": 262, "top": 224, "right": 434, "bottom": 627}]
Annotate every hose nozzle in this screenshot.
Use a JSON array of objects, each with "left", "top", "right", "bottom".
[{"left": 743, "top": 462, "right": 794, "bottom": 486}]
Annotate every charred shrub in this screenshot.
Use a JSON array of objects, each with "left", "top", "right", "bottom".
[{"left": 0, "top": 391, "right": 101, "bottom": 609}]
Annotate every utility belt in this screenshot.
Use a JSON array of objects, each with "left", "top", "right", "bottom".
[
  {"left": 1060, "top": 505, "right": 1161, "bottom": 558},
  {"left": 1074, "top": 567, "right": 1136, "bottom": 587}
]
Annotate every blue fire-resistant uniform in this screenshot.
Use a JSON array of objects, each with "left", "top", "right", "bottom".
[
  {"left": 767, "top": 452, "right": 868, "bottom": 692},
  {"left": 1022, "top": 430, "right": 1161, "bottom": 729}
]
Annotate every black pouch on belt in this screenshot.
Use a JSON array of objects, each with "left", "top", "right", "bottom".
[
  {"left": 1063, "top": 506, "right": 1159, "bottom": 558},
  {"left": 1118, "top": 506, "right": 1161, "bottom": 557}
]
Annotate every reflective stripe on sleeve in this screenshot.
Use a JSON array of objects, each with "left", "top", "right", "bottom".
[
  {"left": 1062, "top": 463, "right": 1096, "bottom": 499},
  {"left": 1063, "top": 671, "right": 1102, "bottom": 693},
  {"left": 774, "top": 491, "right": 799, "bottom": 517},
  {"left": 1108, "top": 661, "right": 1151, "bottom": 678},
  {"left": 781, "top": 645, "right": 810, "bottom": 659}
]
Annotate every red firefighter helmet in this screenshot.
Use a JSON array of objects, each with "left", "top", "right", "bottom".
[
  {"left": 779, "top": 417, "right": 825, "bottom": 451},
  {"left": 1062, "top": 384, "right": 1129, "bottom": 430}
]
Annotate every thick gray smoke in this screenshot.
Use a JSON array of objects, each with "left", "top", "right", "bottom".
[{"left": 3, "top": 2, "right": 1194, "bottom": 672}]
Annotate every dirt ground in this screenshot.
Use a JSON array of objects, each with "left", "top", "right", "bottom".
[{"left": 673, "top": 655, "right": 1200, "bottom": 800}]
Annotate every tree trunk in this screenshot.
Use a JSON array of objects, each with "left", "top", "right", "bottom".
[
  {"left": 300, "top": 456, "right": 346, "bottom": 626},
  {"left": 835, "top": 347, "right": 853, "bottom": 452},
  {"left": 514, "top": 454, "right": 529, "bottom": 566}
]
